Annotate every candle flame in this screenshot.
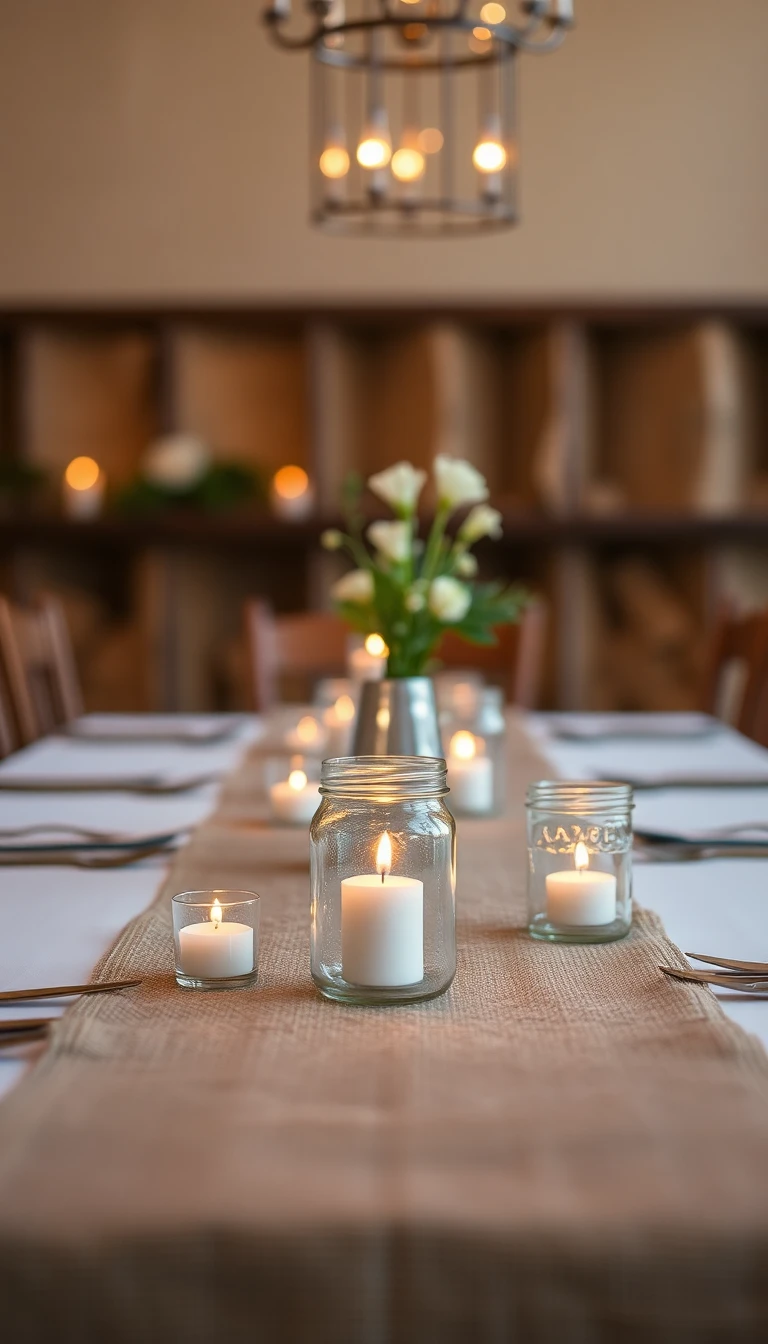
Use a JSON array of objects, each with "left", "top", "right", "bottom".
[
  {"left": 450, "top": 730, "right": 477, "bottom": 761},
  {"left": 288, "top": 769, "right": 307, "bottom": 791},
  {"left": 296, "top": 715, "right": 319, "bottom": 744},
  {"left": 210, "top": 898, "right": 223, "bottom": 928},
  {"left": 376, "top": 831, "right": 393, "bottom": 878},
  {"left": 364, "top": 633, "right": 388, "bottom": 658},
  {"left": 335, "top": 693, "right": 355, "bottom": 723},
  {"left": 273, "top": 464, "right": 309, "bottom": 500},
  {"left": 574, "top": 841, "right": 589, "bottom": 873},
  {"left": 65, "top": 456, "right": 100, "bottom": 491}
]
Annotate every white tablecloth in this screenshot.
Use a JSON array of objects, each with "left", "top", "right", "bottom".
[{"left": 0, "top": 715, "right": 261, "bottom": 1100}]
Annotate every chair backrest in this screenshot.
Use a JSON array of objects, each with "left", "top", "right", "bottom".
[
  {"left": 701, "top": 604, "right": 768, "bottom": 744},
  {"left": 244, "top": 600, "right": 350, "bottom": 712},
  {"left": 0, "top": 594, "right": 83, "bottom": 745},
  {"left": 436, "top": 599, "right": 548, "bottom": 708}
]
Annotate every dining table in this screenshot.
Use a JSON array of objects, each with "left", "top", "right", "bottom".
[{"left": 0, "top": 707, "right": 767, "bottom": 1341}]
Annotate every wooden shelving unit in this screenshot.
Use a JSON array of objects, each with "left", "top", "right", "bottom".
[{"left": 2, "top": 302, "right": 768, "bottom": 711}]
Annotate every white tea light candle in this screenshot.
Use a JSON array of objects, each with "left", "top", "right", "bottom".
[
  {"left": 286, "top": 714, "right": 327, "bottom": 753},
  {"left": 341, "top": 831, "right": 424, "bottom": 987},
  {"left": 178, "top": 898, "right": 254, "bottom": 979},
  {"left": 347, "top": 633, "right": 388, "bottom": 683},
  {"left": 447, "top": 730, "right": 494, "bottom": 815},
  {"left": 270, "top": 769, "right": 319, "bottom": 824},
  {"left": 323, "top": 692, "right": 356, "bottom": 757},
  {"left": 270, "top": 464, "right": 314, "bottom": 520},
  {"left": 546, "top": 841, "right": 616, "bottom": 928},
  {"left": 63, "top": 456, "right": 105, "bottom": 520}
]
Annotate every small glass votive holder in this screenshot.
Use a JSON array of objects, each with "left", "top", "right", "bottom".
[
  {"left": 526, "top": 782, "right": 633, "bottom": 944},
  {"left": 172, "top": 890, "right": 260, "bottom": 990},
  {"left": 443, "top": 689, "right": 506, "bottom": 817}
]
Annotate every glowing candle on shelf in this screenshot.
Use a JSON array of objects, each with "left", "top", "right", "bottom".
[
  {"left": 286, "top": 714, "right": 328, "bottom": 753},
  {"left": 347, "top": 633, "right": 388, "bottom": 683},
  {"left": 270, "top": 465, "right": 314, "bottom": 521},
  {"left": 341, "top": 831, "right": 424, "bottom": 987},
  {"left": 62, "top": 456, "right": 105, "bottom": 520},
  {"left": 323, "top": 692, "right": 356, "bottom": 756},
  {"left": 178, "top": 897, "right": 254, "bottom": 980},
  {"left": 269, "top": 768, "right": 320, "bottom": 825},
  {"left": 545, "top": 841, "right": 616, "bottom": 929},
  {"left": 447, "top": 730, "right": 494, "bottom": 815}
]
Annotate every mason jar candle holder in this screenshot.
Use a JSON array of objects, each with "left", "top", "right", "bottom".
[
  {"left": 526, "top": 782, "right": 633, "bottom": 944},
  {"left": 310, "top": 756, "right": 456, "bottom": 1006},
  {"left": 172, "top": 890, "right": 260, "bottom": 989}
]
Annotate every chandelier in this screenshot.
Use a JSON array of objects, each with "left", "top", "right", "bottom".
[{"left": 264, "top": 0, "right": 573, "bottom": 235}]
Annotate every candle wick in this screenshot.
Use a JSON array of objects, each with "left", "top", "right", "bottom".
[{"left": 381, "top": 871, "right": 385, "bottom": 884}]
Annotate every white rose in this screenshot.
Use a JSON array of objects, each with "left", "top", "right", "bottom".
[
  {"left": 455, "top": 552, "right": 478, "bottom": 578},
  {"left": 434, "top": 455, "right": 489, "bottom": 510},
  {"left": 367, "top": 520, "right": 411, "bottom": 564},
  {"left": 405, "top": 587, "right": 426, "bottom": 613},
  {"left": 331, "top": 569, "right": 375, "bottom": 605},
  {"left": 368, "top": 462, "right": 427, "bottom": 514},
  {"left": 428, "top": 576, "right": 472, "bottom": 624},
  {"left": 459, "top": 504, "right": 503, "bottom": 544},
  {"left": 321, "top": 529, "right": 344, "bottom": 551},
  {"left": 142, "top": 434, "right": 210, "bottom": 491}
]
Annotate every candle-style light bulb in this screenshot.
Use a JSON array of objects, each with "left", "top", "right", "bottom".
[
  {"left": 319, "top": 126, "right": 350, "bottom": 181},
  {"left": 574, "top": 841, "right": 589, "bottom": 873},
  {"left": 472, "top": 114, "right": 507, "bottom": 174},
  {"left": 450, "top": 730, "right": 477, "bottom": 761},
  {"left": 391, "top": 139, "right": 426, "bottom": 184},
  {"left": 376, "top": 831, "right": 393, "bottom": 881},
  {"left": 210, "top": 898, "right": 223, "bottom": 929},
  {"left": 356, "top": 109, "right": 392, "bottom": 169}
]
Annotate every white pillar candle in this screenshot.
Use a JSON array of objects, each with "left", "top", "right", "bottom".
[
  {"left": 269, "top": 769, "right": 319, "bottom": 825},
  {"left": 546, "top": 842, "right": 616, "bottom": 928},
  {"left": 341, "top": 831, "right": 423, "bottom": 987},
  {"left": 323, "top": 693, "right": 356, "bottom": 757},
  {"left": 447, "top": 731, "right": 494, "bottom": 815},
  {"left": 63, "top": 457, "right": 105, "bottom": 520},
  {"left": 178, "top": 899, "right": 254, "bottom": 979}
]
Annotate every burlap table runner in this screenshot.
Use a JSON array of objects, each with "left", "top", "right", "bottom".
[{"left": 1, "top": 719, "right": 768, "bottom": 1343}]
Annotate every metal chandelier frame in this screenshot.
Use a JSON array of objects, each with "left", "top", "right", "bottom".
[{"left": 264, "top": 0, "right": 573, "bottom": 235}]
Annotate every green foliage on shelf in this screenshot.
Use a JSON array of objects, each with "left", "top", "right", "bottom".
[{"left": 116, "top": 461, "right": 266, "bottom": 514}]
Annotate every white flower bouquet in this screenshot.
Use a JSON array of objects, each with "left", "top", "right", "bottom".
[{"left": 323, "top": 457, "right": 526, "bottom": 678}]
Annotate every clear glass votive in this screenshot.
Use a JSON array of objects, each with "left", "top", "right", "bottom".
[
  {"left": 526, "top": 782, "right": 633, "bottom": 944},
  {"left": 172, "top": 890, "right": 260, "bottom": 989},
  {"left": 310, "top": 756, "right": 456, "bottom": 1006},
  {"left": 443, "top": 688, "right": 506, "bottom": 817}
]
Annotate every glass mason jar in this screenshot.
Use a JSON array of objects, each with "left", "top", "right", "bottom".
[
  {"left": 526, "top": 781, "right": 633, "bottom": 944},
  {"left": 310, "top": 756, "right": 456, "bottom": 1005}
]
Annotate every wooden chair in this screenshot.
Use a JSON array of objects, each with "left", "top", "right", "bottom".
[
  {"left": 244, "top": 600, "right": 349, "bottom": 712},
  {"left": 0, "top": 594, "right": 83, "bottom": 745},
  {"left": 437, "top": 599, "right": 548, "bottom": 708},
  {"left": 700, "top": 605, "right": 768, "bottom": 745}
]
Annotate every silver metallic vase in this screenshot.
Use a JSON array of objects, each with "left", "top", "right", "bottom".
[{"left": 351, "top": 677, "right": 443, "bottom": 758}]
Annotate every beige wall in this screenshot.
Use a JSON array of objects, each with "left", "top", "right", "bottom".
[{"left": 0, "top": 0, "right": 766, "bottom": 303}]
